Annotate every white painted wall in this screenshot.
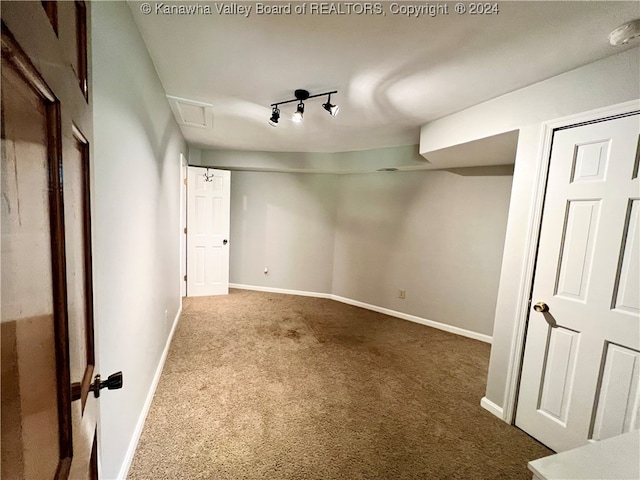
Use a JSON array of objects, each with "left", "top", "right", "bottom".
[
  {"left": 418, "top": 47, "right": 640, "bottom": 417},
  {"left": 333, "top": 168, "right": 513, "bottom": 337},
  {"left": 188, "top": 144, "right": 202, "bottom": 166},
  {"left": 208, "top": 147, "right": 514, "bottom": 338},
  {"left": 484, "top": 124, "right": 548, "bottom": 414},
  {"left": 229, "top": 172, "right": 338, "bottom": 294},
  {"left": 91, "top": 3, "right": 186, "bottom": 478}
]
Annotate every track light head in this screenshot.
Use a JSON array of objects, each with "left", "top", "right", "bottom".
[
  {"left": 269, "top": 106, "right": 280, "bottom": 127},
  {"left": 292, "top": 102, "right": 304, "bottom": 123},
  {"left": 323, "top": 100, "right": 339, "bottom": 116}
]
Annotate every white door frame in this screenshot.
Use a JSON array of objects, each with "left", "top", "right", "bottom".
[
  {"left": 180, "top": 154, "right": 188, "bottom": 297},
  {"left": 501, "top": 99, "right": 640, "bottom": 424}
]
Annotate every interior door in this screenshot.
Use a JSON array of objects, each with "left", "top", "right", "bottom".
[
  {"left": 516, "top": 113, "right": 640, "bottom": 452},
  {"left": 1, "top": 2, "right": 110, "bottom": 478},
  {"left": 186, "top": 167, "right": 231, "bottom": 296}
]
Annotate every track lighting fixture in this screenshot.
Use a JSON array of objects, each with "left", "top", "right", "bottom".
[{"left": 269, "top": 89, "right": 338, "bottom": 126}]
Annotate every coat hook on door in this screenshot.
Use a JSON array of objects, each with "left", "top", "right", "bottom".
[{"left": 203, "top": 168, "right": 215, "bottom": 182}]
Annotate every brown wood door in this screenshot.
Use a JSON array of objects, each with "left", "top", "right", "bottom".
[{"left": 1, "top": 1, "right": 99, "bottom": 478}]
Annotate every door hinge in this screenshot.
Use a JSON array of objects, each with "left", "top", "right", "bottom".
[
  {"left": 184, "top": 227, "right": 187, "bottom": 234},
  {"left": 184, "top": 275, "right": 187, "bottom": 281},
  {"left": 183, "top": 178, "right": 188, "bottom": 185}
]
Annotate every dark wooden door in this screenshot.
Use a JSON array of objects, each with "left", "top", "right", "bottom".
[{"left": 1, "top": 1, "right": 98, "bottom": 478}]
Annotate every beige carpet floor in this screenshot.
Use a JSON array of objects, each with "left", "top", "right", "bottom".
[{"left": 128, "top": 289, "right": 552, "bottom": 479}]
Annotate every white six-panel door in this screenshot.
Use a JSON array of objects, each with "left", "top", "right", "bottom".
[
  {"left": 187, "top": 167, "right": 230, "bottom": 296},
  {"left": 516, "top": 113, "right": 640, "bottom": 452}
]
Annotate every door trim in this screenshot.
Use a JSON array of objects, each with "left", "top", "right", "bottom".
[
  {"left": 180, "top": 154, "right": 187, "bottom": 297},
  {"left": 501, "top": 99, "right": 640, "bottom": 424}
]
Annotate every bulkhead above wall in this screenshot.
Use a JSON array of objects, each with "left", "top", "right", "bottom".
[
  {"left": 419, "top": 47, "right": 640, "bottom": 168},
  {"left": 190, "top": 141, "right": 518, "bottom": 175},
  {"left": 420, "top": 130, "right": 519, "bottom": 169}
]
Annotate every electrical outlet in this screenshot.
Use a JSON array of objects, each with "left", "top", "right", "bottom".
[{"left": 398, "top": 289, "right": 406, "bottom": 299}]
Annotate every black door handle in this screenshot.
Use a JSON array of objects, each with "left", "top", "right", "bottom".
[
  {"left": 223, "top": 239, "right": 228, "bottom": 245},
  {"left": 90, "top": 371, "right": 123, "bottom": 398}
]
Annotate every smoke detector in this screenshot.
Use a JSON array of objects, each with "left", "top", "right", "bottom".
[{"left": 609, "top": 19, "right": 640, "bottom": 46}]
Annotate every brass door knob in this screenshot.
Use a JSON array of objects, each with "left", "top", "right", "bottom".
[{"left": 533, "top": 302, "right": 549, "bottom": 313}]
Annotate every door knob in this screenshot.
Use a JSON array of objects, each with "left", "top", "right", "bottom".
[
  {"left": 533, "top": 302, "right": 549, "bottom": 313},
  {"left": 90, "top": 371, "right": 123, "bottom": 398},
  {"left": 223, "top": 239, "right": 228, "bottom": 245}
]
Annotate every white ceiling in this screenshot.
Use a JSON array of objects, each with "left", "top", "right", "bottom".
[{"left": 129, "top": 1, "right": 639, "bottom": 153}]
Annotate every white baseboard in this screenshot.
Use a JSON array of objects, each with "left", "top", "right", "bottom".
[
  {"left": 331, "top": 294, "right": 492, "bottom": 344},
  {"left": 230, "top": 283, "right": 333, "bottom": 299},
  {"left": 480, "top": 396, "right": 505, "bottom": 420},
  {"left": 116, "top": 306, "right": 182, "bottom": 480},
  {"left": 229, "top": 284, "right": 492, "bottom": 344}
]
